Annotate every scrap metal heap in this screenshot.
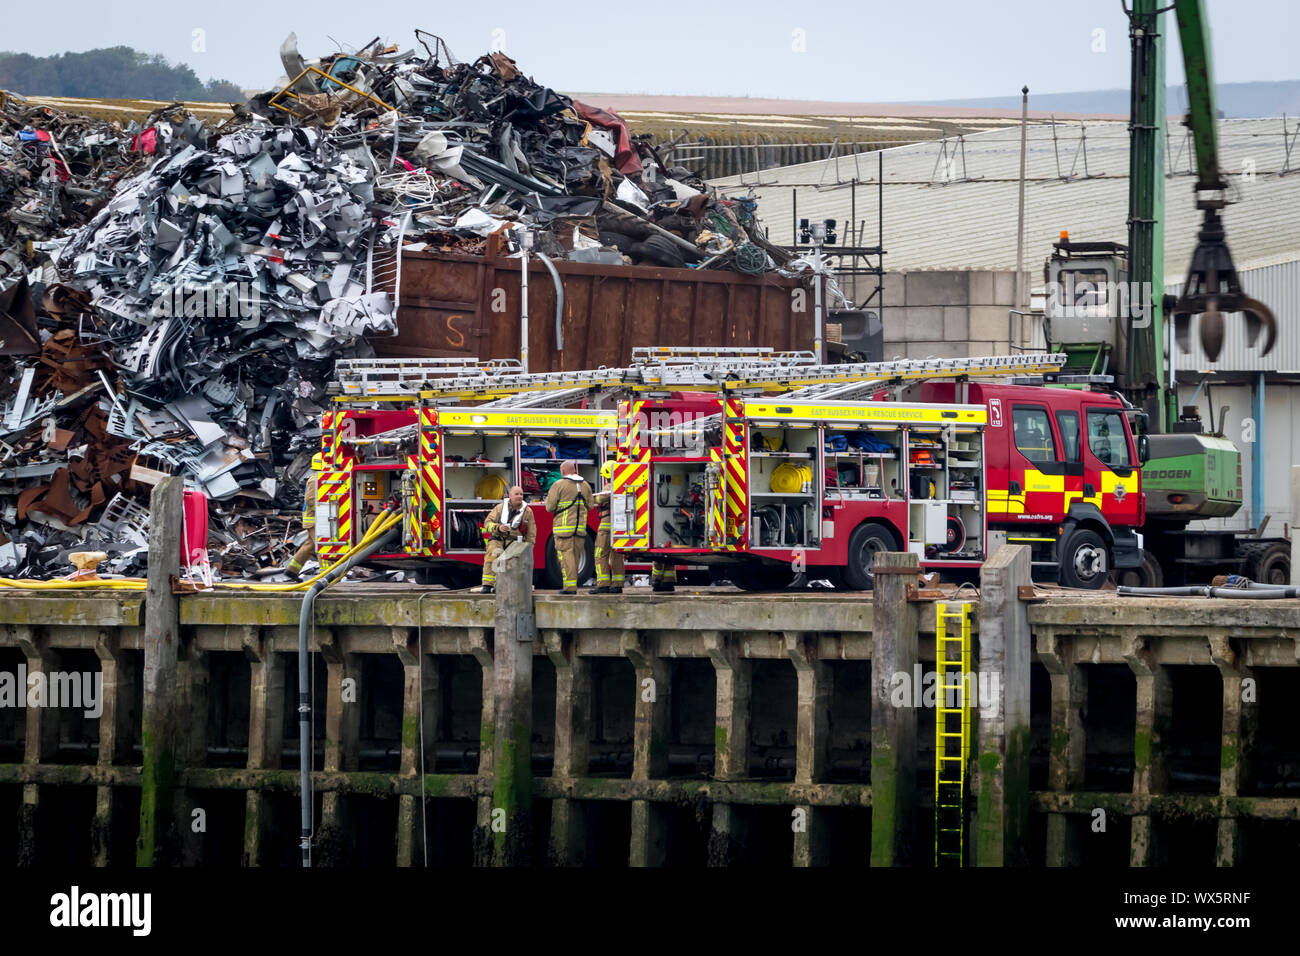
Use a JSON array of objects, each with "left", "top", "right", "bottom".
[
  {"left": 245, "top": 32, "right": 793, "bottom": 272},
  {"left": 0, "top": 29, "right": 822, "bottom": 579}
]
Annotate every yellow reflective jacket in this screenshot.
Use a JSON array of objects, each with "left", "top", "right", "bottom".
[
  {"left": 302, "top": 473, "right": 319, "bottom": 528},
  {"left": 545, "top": 475, "right": 593, "bottom": 537}
]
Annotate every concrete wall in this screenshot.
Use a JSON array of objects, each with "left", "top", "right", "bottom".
[
  {"left": 881, "top": 269, "right": 1032, "bottom": 361},
  {"left": 2, "top": 587, "right": 1297, "bottom": 867}
]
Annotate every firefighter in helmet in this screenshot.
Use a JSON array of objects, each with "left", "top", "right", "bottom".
[
  {"left": 544, "top": 460, "right": 593, "bottom": 594},
  {"left": 591, "top": 460, "right": 624, "bottom": 594},
  {"left": 284, "top": 453, "right": 324, "bottom": 580}
]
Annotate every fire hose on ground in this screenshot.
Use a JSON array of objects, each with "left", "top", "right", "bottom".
[{"left": 1118, "top": 582, "right": 1300, "bottom": 599}]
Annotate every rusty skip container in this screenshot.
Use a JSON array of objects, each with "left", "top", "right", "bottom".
[{"left": 377, "top": 249, "right": 812, "bottom": 370}]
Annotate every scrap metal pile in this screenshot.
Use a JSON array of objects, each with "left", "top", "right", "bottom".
[
  {"left": 247, "top": 32, "right": 790, "bottom": 272},
  {"left": 0, "top": 30, "right": 808, "bottom": 579}
]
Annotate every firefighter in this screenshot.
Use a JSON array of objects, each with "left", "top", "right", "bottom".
[
  {"left": 591, "top": 460, "right": 624, "bottom": 595},
  {"left": 284, "top": 454, "right": 324, "bottom": 580},
  {"left": 651, "top": 559, "right": 676, "bottom": 593},
  {"left": 472, "top": 485, "right": 536, "bottom": 594},
  {"left": 544, "top": 460, "right": 593, "bottom": 594}
]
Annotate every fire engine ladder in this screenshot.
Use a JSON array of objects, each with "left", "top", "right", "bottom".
[
  {"left": 935, "top": 601, "right": 973, "bottom": 868},
  {"left": 645, "top": 352, "right": 1070, "bottom": 446},
  {"left": 331, "top": 357, "right": 526, "bottom": 397},
  {"left": 330, "top": 351, "right": 1066, "bottom": 404},
  {"left": 771, "top": 353, "right": 1069, "bottom": 402},
  {"left": 473, "top": 347, "right": 820, "bottom": 409},
  {"left": 329, "top": 347, "right": 817, "bottom": 401}
]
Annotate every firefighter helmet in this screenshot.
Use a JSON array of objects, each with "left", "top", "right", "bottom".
[
  {"left": 311, "top": 453, "right": 325, "bottom": 471},
  {"left": 601, "top": 460, "right": 615, "bottom": 481}
]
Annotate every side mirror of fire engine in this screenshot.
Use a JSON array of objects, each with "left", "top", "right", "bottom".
[{"left": 1137, "top": 434, "right": 1150, "bottom": 466}]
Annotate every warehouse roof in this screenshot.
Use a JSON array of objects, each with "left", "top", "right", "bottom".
[{"left": 711, "top": 118, "right": 1300, "bottom": 282}]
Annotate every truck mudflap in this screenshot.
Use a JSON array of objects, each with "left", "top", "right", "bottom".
[{"left": 1110, "top": 526, "right": 1142, "bottom": 569}]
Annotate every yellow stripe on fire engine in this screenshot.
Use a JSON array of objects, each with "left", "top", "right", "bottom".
[
  {"left": 436, "top": 409, "right": 616, "bottom": 431},
  {"left": 1022, "top": 470, "right": 1065, "bottom": 494},
  {"left": 743, "top": 401, "right": 987, "bottom": 425},
  {"left": 986, "top": 488, "right": 1026, "bottom": 515}
]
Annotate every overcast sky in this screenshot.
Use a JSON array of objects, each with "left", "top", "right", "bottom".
[{"left": 6, "top": 0, "right": 1296, "bottom": 102}]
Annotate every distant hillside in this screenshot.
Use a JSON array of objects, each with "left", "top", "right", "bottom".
[
  {"left": 914, "top": 80, "right": 1300, "bottom": 118},
  {"left": 0, "top": 47, "right": 244, "bottom": 102}
]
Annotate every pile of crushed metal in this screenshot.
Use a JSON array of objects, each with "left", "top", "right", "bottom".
[{"left": 0, "top": 31, "right": 809, "bottom": 579}]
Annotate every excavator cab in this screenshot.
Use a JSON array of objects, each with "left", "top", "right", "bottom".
[{"left": 1170, "top": 207, "right": 1278, "bottom": 362}]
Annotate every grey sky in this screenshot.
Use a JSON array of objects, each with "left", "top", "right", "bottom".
[{"left": 5, "top": 0, "right": 1296, "bottom": 102}]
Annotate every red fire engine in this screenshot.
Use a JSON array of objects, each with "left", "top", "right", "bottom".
[{"left": 317, "top": 350, "right": 1139, "bottom": 589}]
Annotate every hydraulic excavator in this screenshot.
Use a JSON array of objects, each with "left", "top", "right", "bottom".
[{"left": 1043, "top": 0, "right": 1286, "bottom": 586}]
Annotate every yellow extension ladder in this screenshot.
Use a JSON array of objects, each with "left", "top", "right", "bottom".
[{"left": 935, "top": 601, "right": 973, "bottom": 867}]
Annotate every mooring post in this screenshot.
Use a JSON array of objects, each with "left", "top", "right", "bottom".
[
  {"left": 1210, "top": 631, "right": 1257, "bottom": 866},
  {"left": 492, "top": 540, "right": 535, "bottom": 866},
  {"left": 137, "top": 476, "right": 183, "bottom": 866},
  {"left": 546, "top": 628, "right": 591, "bottom": 866},
  {"left": 786, "top": 632, "right": 832, "bottom": 866},
  {"left": 705, "top": 629, "right": 752, "bottom": 866},
  {"left": 242, "top": 627, "right": 283, "bottom": 866},
  {"left": 870, "top": 551, "right": 919, "bottom": 866},
  {"left": 625, "top": 629, "right": 672, "bottom": 866},
  {"left": 395, "top": 626, "right": 438, "bottom": 867},
  {"left": 975, "top": 544, "right": 1032, "bottom": 866},
  {"left": 16, "top": 625, "right": 55, "bottom": 866},
  {"left": 469, "top": 626, "right": 495, "bottom": 866},
  {"left": 92, "top": 630, "right": 137, "bottom": 866},
  {"left": 1124, "top": 633, "right": 1173, "bottom": 866},
  {"left": 1037, "top": 628, "right": 1087, "bottom": 866}
]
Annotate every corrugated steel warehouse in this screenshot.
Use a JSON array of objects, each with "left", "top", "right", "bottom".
[{"left": 711, "top": 117, "right": 1300, "bottom": 278}]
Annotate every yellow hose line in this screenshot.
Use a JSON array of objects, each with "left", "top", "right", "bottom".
[
  {"left": 0, "top": 577, "right": 146, "bottom": 590},
  {"left": 0, "top": 508, "right": 404, "bottom": 594}
]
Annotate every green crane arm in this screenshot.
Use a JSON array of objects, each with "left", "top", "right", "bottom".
[
  {"left": 1172, "top": 0, "right": 1224, "bottom": 194},
  {"left": 1127, "top": 0, "right": 1277, "bottom": 386}
]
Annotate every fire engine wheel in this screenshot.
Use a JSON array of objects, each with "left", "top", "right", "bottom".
[
  {"left": 1059, "top": 529, "right": 1109, "bottom": 590},
  {"left": 1113, "top": 550, "right": 1163, "bottom": 589},
  {"left": 1241, "top": 542, "right": 1291, "bottom": 586},
  {"left": 843, "top": 522, "right": 898, "bottom": 591},
  {"left": 543, "top": 535, "right": 596, "bottom": 589},
  {"left": 730, "top": 562, "right": 798, "bottom": 592}
]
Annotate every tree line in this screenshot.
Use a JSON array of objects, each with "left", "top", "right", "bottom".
[{"left": 0, "top": 47, "right": 245, "bottom": 102}]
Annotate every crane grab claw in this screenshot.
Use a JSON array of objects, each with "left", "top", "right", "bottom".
[{"left": 1171, "top": 209, "right": 1278, "bottom": 362}]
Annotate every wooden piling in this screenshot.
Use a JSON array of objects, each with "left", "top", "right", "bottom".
[
  {"left": 136, "top": 477, "right": 183, "bottom": 867},
  {"left": 491, "top": 540, "right": 535, "bottom": 866},
  {"left": 870, "top": 552, "right": 919, "bottom": 866}
]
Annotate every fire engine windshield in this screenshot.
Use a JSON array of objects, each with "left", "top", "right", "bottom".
[{"left": 1086, "top": 409, "right": 1130, "bottom": 467}]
